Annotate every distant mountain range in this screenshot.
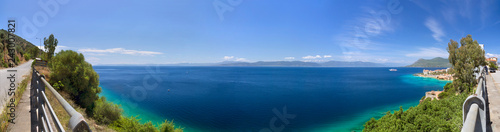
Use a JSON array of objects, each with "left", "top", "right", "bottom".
[
  {"left": 405, "top": 57, "right": 451, "bottom": 67},
  {"left": 99, "top": 61, "right": 396, "bottom": 67},
  {"left": 218, "top": 61, "right": 387, "bottom": 67}
]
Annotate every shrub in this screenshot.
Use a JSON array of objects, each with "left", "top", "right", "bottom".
[
  {"left": 363, "top": 93, "right": 467, "bottom": 131},
  {"left": 110, "top": 116, "right": 158, "bottom": 132},
  {"left": 14, "top": 55, "right": 19, "bottom": 65},
  {"left": 94, "top": 97, "right": 122, "bottom": 125},
  {"left": 24, "top": 53, "right": 30, "bottom": 61},
  {"left": 49, "top": 50, "right": 101, "bottom": 115},
  {"left": 160, "top": 120, "right": 183, "bottom": 132}
]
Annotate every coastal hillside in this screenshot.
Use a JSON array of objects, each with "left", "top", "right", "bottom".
[
  {"left": 0, "top": 29, "right": 40, "bottom": 67},
  {"left": 406, "top": 57, "right": 451, "bottom": 67}
]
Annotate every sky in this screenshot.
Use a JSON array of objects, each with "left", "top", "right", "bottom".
[{"left": 1, "top": 0, "right": 500, "bottom": 65}]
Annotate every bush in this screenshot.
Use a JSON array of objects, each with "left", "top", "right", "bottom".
[
  {"left": 363, "top": 93, "right": 467, "bottom": 131},
  {"left": 24, "top": 53, "right": 30, "bottom": 61},
  {"left": 94, "top": 97, "right": 122, "bottom": 125},
  {"left": 49, "top": 50, "right": 101, "bottom": 115},
  {"left": 14, "top": 55, "right": 19, "bottom": 65},
  {"left": 160, "top": 120, "right": 183, "bottom": 132},
  {"left": 110, "top": 116, "right": 158, "bottom": 132}
]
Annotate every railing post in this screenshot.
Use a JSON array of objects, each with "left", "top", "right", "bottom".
[
  {"left": 30, "top": 68, "right": 37, "bottom": 132},
  {"left": 38, "top": 72, "right": 45, "bottom": 131}
]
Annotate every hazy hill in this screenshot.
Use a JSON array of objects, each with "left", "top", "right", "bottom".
[
  {"left": 220, "top": 61, "right": 321, "bottom": 67},
  {"left": 320, "top": 61, "right": 386, "bottom": 67},
  {"left": 219, "top": 61, "right": 387, "bottom": 67},
  {"left": 406, "top": 57, "right": 451, "bottom": 67}
]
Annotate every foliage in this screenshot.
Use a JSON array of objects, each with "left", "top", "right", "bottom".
[
  {"left": 28, "top": 47, "right": 40, "bottom": 59},
  {"left": 49, "top": 50, "right": 101, "bottom": 115},
  {"left": 109, "top": 116, "right": 184, "bottom": 132},
  {"left": 439, "top": 82, "right": 454, "bottom": 99},
  {"left": 24, "top": 53, "right": 30, "bottom": 61},
  {"left": 363, "top": 93, "right": 467, "bottom": 131},
  {"left": 14, "top": 55, "right": 19, "bottom": 65},
  {"left": 93, "top": 97, "right": 123, "bottom": 125},
  {"left": 44, "top": 34, "right": 58, "bottom": 61},
  {"left": 489, "top": 61, "right": 498, "bottom": 69},
  {"left": 447, "top": 35, "right": 486, "bottom": 93},
  {"left": 109, "top": 116, "right": 159, "bottom": 132},
  {"left": 160, "top": 120, "right": 183, "bottom": 132}
]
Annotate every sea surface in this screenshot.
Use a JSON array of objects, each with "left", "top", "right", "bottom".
[{"left": 94, "top": 66, "right": 451, "bottom": 132}]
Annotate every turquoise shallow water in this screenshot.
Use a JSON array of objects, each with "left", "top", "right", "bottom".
[{"left": 95, "top": 66, "right": 450, "bottom": 132}]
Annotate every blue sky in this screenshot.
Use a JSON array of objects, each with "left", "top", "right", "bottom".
[{"left": 1, "top": 0, "right": 500, "bottom": 65}]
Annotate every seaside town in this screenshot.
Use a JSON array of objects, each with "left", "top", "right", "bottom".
[{"left": 420, "top": 56, "right": 498, "bottom": 101}]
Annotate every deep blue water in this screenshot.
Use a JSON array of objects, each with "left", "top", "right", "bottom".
[{"left": 94, "top": 66, "right": 450, "bottom": 132}]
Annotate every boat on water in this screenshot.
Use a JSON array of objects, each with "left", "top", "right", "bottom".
[{"left": 389, "top": 69, "right": 397, "bottom": 71}]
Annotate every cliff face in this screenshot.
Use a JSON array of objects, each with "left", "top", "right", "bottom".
[
  {"left": 406, "top": 57, "right": 452, "bottom": 67},
  {"left": 0, "top": 29, "right": 39, "bottom": 67}
]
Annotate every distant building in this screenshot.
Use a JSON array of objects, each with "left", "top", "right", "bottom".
[
  {"left": 423, "top": 69, "right": 430, "bottom": 75},
  {"left": 479, "top": 44, "right": 484, "bottom": 51},
  {"left": 487, "top": 57, "right": 498, "bottom": 64}
]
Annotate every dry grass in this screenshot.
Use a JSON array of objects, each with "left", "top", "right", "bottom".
[
  {"left": 44, "top": 87, "right": 115, "bottom": 131},
  {"left": 34, "top": 66, "right": 51, "bottom": 81}
]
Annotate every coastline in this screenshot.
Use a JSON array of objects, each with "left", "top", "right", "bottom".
[
  {"left": 357, "top": 74, "right": 451, "bottom": 131},
  {"left": 414, "top": 74, "right": 453, "bottom": 81},
  {"left": 95, "top": 67, "right": 451, "bottom": 132}
]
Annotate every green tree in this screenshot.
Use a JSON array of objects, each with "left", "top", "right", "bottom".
[
  {"left": 28, "top": 47, "right": 40, "bottom": 58},
  {"left": 447, "top": 35, "right": 486, "bottom": 93},
  {"left": 44, "top": 34, "right": 58, "bottom": 60},
  {"left": 489, "top": 61, "right": 498, "bottom": 69},
  {"left": 49, "top": 50, "right": 101, "bottom": 115}
]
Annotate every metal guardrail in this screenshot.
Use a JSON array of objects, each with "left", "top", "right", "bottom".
[
  {"left": 462, "top": 66, "right": 489, "bottom": 132},
  {"left": 31, "top": 67, "right": 91, "bottom": 132}
]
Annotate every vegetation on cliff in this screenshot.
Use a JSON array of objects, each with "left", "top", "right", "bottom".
[{"left": 364, "top": 35, "right": 485, "bottom": 131}]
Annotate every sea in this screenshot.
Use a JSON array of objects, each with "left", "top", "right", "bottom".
[{"left": 94, "top": 66, "right": 451, "bottom": 132}]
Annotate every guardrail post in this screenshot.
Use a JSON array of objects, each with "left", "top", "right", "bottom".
[
  {"left": 38, "top": 72, "right": 45, "bottom": 131},
  {"left": 30, "top": 68, "right": 37, "bottom": 132}
]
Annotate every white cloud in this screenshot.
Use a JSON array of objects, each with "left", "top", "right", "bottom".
[
  {"left": 486, "top": 53, "right": 500, "bottom": 58},
  {"left": 425, "top": 17, "right": 445, "bottom": 42},
  {"left": 284, "top": 57, "right": 295, "bottom": 60},
  {"left": 302, "top": 55, "right": 322, "bottom": 59},
  {"left": 78, "top": 48, "right": 163, "bottom": 56},
  {"left": 323, "top": 55, "right": 332, "bottom": 58},
  {"left": 224, "top": 56, "right": 234, "bottom": 60},
  {"left": 405, "top": 47, "right": 448, "bottom": 58},
  {"left": 223, "top": 56, "right": 249, "bottom": 62},
  {"left": 235, "top": 58, "right": 249, "bottom": 62}
]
